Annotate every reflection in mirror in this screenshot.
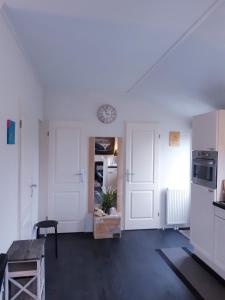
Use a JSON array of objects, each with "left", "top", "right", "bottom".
[{"left": 94, "top": 137, "right": 118, "bottom": 211}]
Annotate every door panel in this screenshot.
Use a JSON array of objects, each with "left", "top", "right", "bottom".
[
  {"left": 131, "top": 191, "right": 153, "bottom": 219},
  {"left": 125, "top": 123, "right": 159, "bottom": 230},
  {"left": 132, "top": 130, "right": 154, "bottom": 183},
  {"left": 49, "top": 122, "right": 86, "bottom": 233},
  {"left": 55, "top": 128, "right": 80, "bottom": 183},
  {"left": 54, "top": 192, "right": 80, "bottom": 221}
]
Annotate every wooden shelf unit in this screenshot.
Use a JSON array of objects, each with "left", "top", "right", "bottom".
[{"left": 5, "top": 239, "right": 45, "bottom": 300}]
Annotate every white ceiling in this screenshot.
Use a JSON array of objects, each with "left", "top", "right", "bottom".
[{"left": 3, "top": 0, "right": 225, "bottom": 116}]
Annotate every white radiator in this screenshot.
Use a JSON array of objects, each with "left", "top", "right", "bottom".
[{"left": 166, "top": 189, "right": 189, "bottom": 226}]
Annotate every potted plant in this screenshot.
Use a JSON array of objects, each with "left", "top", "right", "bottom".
[{"left": 101, "top": 186, "right": 117, "bottom": 214}]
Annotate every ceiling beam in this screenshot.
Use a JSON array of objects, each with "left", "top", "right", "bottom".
[{"left": 127, "top": 0, "right": 224, "bottom": 93}]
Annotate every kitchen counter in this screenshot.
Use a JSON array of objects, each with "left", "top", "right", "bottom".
[{"left": 213, "top": 201, "right": 225, "bottom": 210}]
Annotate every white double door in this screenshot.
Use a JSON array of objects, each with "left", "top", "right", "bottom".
[
  {"left": 125, "top": 123, "right": 159, "bottom": 230},
  {"left": 48, "top": 122, "right": 87, "bottom": 233}
]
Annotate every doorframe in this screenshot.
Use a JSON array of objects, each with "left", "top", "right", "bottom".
[
  {"left": 124, "top": 122, "right": 160, "bottom": 230},
  {"left": 17, "top": 117, "right": 22, "bottom": 240},
  {"left": 18, "top": 115, "right": 41, "bottom": 240}
]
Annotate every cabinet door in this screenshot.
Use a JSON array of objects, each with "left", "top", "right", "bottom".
[
  {"left": 190, "top": 183, "right": 215, "bottom": 260},
  {"left": 192, "top": 111, "right": 218, "bottom": 151},
  {"left": 214, "top": 216, "right": 225, "bottom": 270}
]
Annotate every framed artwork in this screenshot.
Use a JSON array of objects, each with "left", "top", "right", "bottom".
[
  {"left": 169, "top": 131, "right": 180, "bottom": 147},
  {"left": 95, "top": 137, "right": 115, "bottom": 155},
  {"left": 7, "top": 120, "right": 16, "bottom": 145}
]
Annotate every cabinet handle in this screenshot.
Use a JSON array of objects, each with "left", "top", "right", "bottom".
[{"left": 208, "top": 189, "right": 214, "bottom": 193}]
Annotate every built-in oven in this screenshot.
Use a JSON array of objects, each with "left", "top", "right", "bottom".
[{"left": 192, "top": 150, "right": 218, "bottom": 189}]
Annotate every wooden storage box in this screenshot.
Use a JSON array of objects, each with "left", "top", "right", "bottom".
[{"left": 94, "top": 215, "right": 121, "bottom": 239}]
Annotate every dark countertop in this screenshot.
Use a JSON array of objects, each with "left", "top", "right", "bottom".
[
  {"left": 0, "top": 254, "right": 7, "bottom": 290},
  {"left": 213, "top": 201, "right": 225, "bottom": 210}
]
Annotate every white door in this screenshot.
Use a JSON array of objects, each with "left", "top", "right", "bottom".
[
  {"left": 125, "top": 123, "right": 159, "bottom": 230},
  {"left": 48, "top": 122, "right": 86, "bottom": 233},
  {"left": 19, "top": 115, "right": 39, "bottom": 240}
]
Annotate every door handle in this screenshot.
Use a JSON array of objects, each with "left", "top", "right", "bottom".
[
  {"left": 30, "top": 184, "right": 37, "bottom": 198},
  {"left": 73, "top": 170, "right": 85, "bottom": 183},
  {"left": 126, "top": 169, "right": 135, "bottom": 182},
  {"left": 30, "top": 184, "right": 38, "bottom": 188}
]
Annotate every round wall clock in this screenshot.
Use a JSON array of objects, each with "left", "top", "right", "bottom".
[{"left": 97, "top": 104, "right": 117, "bottom": 124}]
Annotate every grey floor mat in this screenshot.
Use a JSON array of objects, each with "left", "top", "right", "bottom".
[{"left": 157, "top": 247, "right": 225, "bottom": 300}]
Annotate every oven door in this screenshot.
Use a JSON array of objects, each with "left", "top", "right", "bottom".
[{"left": 192, "top": 158, "right": 217, "bottom": 189}]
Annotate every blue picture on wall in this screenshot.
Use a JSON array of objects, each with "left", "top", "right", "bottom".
[{"left": 7, "top": 120, "right": 16, "bottom": 145}]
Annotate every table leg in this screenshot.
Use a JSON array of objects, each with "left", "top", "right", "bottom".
[
  {"left": 55, "top": 226, "right": 58, "bottom": 258},
  {"left": 37, "top": 227, "right": 40, "bottom": 239}
]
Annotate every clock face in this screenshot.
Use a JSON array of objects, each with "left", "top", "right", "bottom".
[{"left": 97, "top": 105, "right": 117, "bottom": 124}]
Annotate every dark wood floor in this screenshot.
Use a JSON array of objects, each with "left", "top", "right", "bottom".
[{"left": 45, "top": 229, "right": 196, "bottom": 300}]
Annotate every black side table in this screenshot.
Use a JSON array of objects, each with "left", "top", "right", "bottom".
[{"left": 36, "top": 220, "right": 58, "bottom": 258}]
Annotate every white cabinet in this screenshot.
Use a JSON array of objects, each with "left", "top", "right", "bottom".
[
  {"left": 214, "top": 215, "right": 225, "bottom": 270},
  {"left": 192, "top": 110, "right": 225, "bottom": 151},
  {"left": 192, "top": 110, "right": 218, "bottom": 151},
  {"left": 191, "top": 110, "right": 225, "bottom": 279},
  {"left": 214, "top": 206, "right": 225, "bottom": 277},
  {"left": 190, "top": 183, "right": 215, "bottom": 260}
]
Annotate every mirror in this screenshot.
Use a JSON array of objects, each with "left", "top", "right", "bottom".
[
  {"left": 94, "top": 137, "right": 118, "bottom": 208},
  {"left": 88, "top": 136, "right": 123, "bottom": 216}
]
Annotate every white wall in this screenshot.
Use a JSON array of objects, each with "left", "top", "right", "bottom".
[
  {"left": 0, "top": 11, "right": 43, "bottom": 253},
  {"left": 42, "top": 89, "right": 191, "bottom": 228}
]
